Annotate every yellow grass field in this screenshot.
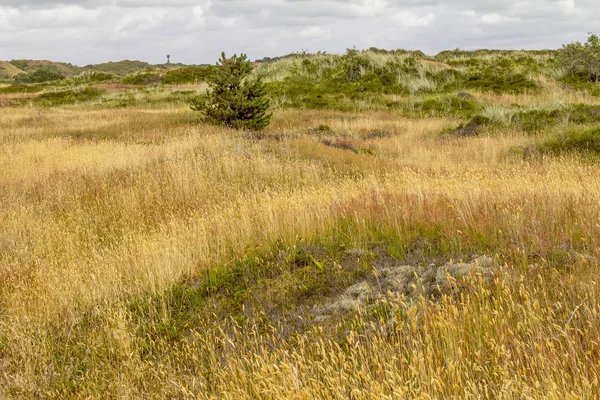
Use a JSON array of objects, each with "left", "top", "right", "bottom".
[{"left": 1, "top": 98, "right": 600, "bottom": 398}]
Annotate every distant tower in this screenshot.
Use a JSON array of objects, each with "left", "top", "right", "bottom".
[{"left": 166, "top": 55, "right": 171, "bottom": 64}]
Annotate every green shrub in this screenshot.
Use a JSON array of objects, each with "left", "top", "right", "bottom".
[
  {"left": 14, "top": 66, "right": 65, "bottom": 84},
  {"left": 540, "top": 127, "right": 600, "bottom": 156},
  {"left": 570, "top": 104, "right": 600, "bottom": 123},
  {"left": 8, "top": 60, "right": 29, "bottom": 71},
  {"left": 68, "top": 72, "right": 116, "bottom": 85},
  {"left": 163, "top": 66, "right": 213, "bottom": 84},
  {"left": 513, "top": 109, "right": 564, "bottom": 133},
  {"left": 469, "top": 114, "right": 493, "bottom": 126},
  {"left": 557, "top": 33, "right": 600, "bottom": 83},
  {"left": 339, "top": 49, "right": 372, "bottom": 83},
  {"left": 445, "top": 115, "right": 493, "bottom": 137},
  {"left": 512, "top": 105, "right": 600, "bottom": 133},
  {"left": 190, "top": 53, "right": 271, "bottom": 130},
  {"left": 267, "top": 77, "right": 362, "bottom": 111},
  {"left": 394, "top": 94, "right": 481, "bottom": 118},
  {"left": 0, "top": 84, "right": 44, "bottom": 94},
  {"left": 122, "top": 72, "right": 163, "bottom": 85},
  {"left": 429, "top": 69, "right": 464, "bottom": 92},
  {"left": 466, "top": 71, "right": 537, "bottom": 93},
  {"left": 33, "top": 87, "right": 104, "bottom": 107},
  {"left": 85, "top": 60, "right": 151, "bottom": 76},
  {"left": 421, "top": 95, "right": 479, "bottom": 116},
  {"left": 444, "top": 56, "right": 541, "bottom": 94}
]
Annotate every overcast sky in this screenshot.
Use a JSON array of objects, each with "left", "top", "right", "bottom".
[{"left": 0, "top": 0, "right": 597, "bottom": 65}]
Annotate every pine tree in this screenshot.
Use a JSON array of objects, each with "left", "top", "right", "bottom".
[{"left": 191, "top": 52, "right": 271, "bottom": 130}]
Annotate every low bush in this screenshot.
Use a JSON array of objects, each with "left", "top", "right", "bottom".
[
  {"left": 466, "top": 71, "right": 537, "bottom": 93},
  {"left": 33, "top": 87, "right": 104, "bottom": 106},
  {"left": 539, "top": 127, "right": 600, "bottom": 156},
  {"left": 267, "top": 78, "right": 356, "bottom": 111},
  {"left": 85, "top": 60, "right": 151, "bottom": 76},
  {"left": 13, "top": 66, "right": 65, "bottom": 84},
  {"left": 0, "top": 84, "right": 44, "bottom": 94},
  {"left": 445, "top": 115, "right": 493, "bottom": 137},
  {"left": 419, "top": 95, "right": 480, "bottom": 116},
  {"left": 391, "top": 94, "right": 482, "bottom": 118},
  {"left": 314, "top": 124, "right": 332, "bottom": 133},
  {"left": 122, "top": 72, "right": 164, "bottom": 85},
  {"left": 163, "top": 66, "right": 213, "bottom": 84},
  {"left": 68, "top": 72, "right": 116, "bottom": 84},
  {"left": 444, "top": 56, "right": 541, "bottom": 94},
  {"left": 513, "top": 104, "right": 600, "bottom": 133},
  {"left": 569, "top": 104, "right": 600, "bottom": 123},
  {"left": 513, "top": 109, "right": 564, "bottom": 133},
  {"left": 558, "top": 75, "right": 600, "bottom": 96}
]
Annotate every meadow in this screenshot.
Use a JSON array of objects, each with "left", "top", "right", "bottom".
[{"left": 1, "top": 49, "right": 600, "bottom": 398}]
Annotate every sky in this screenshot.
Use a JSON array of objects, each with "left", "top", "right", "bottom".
[{"left": 0, "top": 0, "right": 597, "bottom": 65}]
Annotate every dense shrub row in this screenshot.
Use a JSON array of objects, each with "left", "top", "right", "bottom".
[
  {"left": 14, "top": 66, "right": 65, "bottom": 84},
  {"left": 163, "top": 66, "right": 214, "bottom": 84},
  {"left": 263, "top": 49, "right": 542, "bottom": 110},
  {"left": 32, "top": 87, "right": 104, "bottom": 106}
]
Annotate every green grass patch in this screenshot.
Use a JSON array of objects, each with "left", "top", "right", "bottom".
[
  {"left": 85, "top": 60, "right": 151, "bottom": 76},
  {"left": 513, "top": 104, "right": 600, "bottom": 133},
  {"left": 391, "top": 93, "right": 482, "bottom": 118},
  {"left": 0, "top": 84, "right": 45, "bottom": 94},
  {"left": 67, "top": 72, "right": 117, "bottom": 85},
  {"left": 539, "top": 126, "right": 600, "bottom": 157},
  {"left": 32, "top": 87, "right": 104, "bottom": 107},
  {"left": 13, "top": 66, "right": 65, "bottom": 84},
  {"left": 163, "top": 66, "right": 213, "bottom": 84},
  {"left": 466, "top": 71, "right": 537, "bottom": 94},
  {"left": 122, "top": 72, "right": 164, "bottom": 85}
]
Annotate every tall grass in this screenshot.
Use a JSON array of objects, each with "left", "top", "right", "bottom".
[{"left": 1, "top": 55, "right": 600, "bottom": 397}]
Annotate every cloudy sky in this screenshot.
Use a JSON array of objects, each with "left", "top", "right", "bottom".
[{"left": 0, "top": 0, "right": 597, "bottom": 65}]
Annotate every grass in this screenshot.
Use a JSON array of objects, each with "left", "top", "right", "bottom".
[
  {"left": 0, "top": 61, "right": 24, "bottom": 79},
  {"left": 1, "top": 49, "right": 600, "bottom": 398}
]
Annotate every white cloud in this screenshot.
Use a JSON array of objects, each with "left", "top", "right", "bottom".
[
  {"left": 347, "top": 0, "right": 387, "bottom": 17},
  {"left": 300, "top": 25, "right": 331, "bottom": 39},
  {"left": 394, "top": 11, "right": 436, "bottom": 27},
  {"left": 558, "top": 0, "right": 584, "bottom": 15},
  {"left": 479, "top": 12, "right": 515, "bottom": 25}
]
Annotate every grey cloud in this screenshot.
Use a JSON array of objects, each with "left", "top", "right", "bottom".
[
  {"left": 0, "top": 0, "right": 200, "bottom": 8},
  {"left": 0, "top": 0, "right": 598, "bottom": 64}
]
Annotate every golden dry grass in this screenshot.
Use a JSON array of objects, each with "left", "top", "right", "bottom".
[
  {"left": 470, "top": 83, "right": 600, "bottom": 107},
  {"left": 0, "top": 61, "right": 24, "bottom": 78},
  {"left": 1, "top": 104, "right": 599, "bottom": 398}
]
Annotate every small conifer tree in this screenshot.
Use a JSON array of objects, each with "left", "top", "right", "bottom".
[{"left": 191, "top": 52, "right": 271, "bottom": 130}]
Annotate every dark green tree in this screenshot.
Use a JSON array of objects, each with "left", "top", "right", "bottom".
[
  {"left": 191, "top": 52, "right": 271, "bottom": 130},
  {"left": 558, "top": 33, "right": 600, "bottom": 82}
]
